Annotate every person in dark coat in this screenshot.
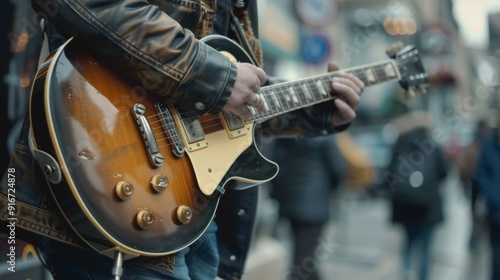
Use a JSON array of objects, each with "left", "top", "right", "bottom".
[
  {"left": 270, "top": 135, "right": 346, "bottom": 280},
  {"left": 456, "top": 119, "right": 490, "bottom": 249},
  {"left": 474, "top": 116, "right": 500, "bottom": 280},
  {"left": 385, "top": 112, "right": 450, "bottom": 280}
]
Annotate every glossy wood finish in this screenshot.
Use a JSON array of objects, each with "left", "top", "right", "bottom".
[{"left": 30, "top": 39, "right": 221, "bottom": 256}]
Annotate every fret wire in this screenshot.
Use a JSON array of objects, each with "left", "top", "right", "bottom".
[
  {"left": 262, "top": 90, "right": 275, "bottom": 116},
  {"left": 261, "top": 87, "right": 287, "bottom": 120},
  {"left": 289, "top": 82, "right": 306, "bottom": 107},
  {"left": 343, "top": 62, "right": 397, "bottom": 85},
  {"left": 360, "top": 73, "right": 381, "bottom": 85},
  {"left": 278, "top": 85, "right": 293, "bottom": 112},
  {"left": 375, "top": 67, "right": 388, "bottom": 83},
  {"left": 269, "top": 87, "right": 281, "bottom": 115},
  {"left": 371, "top": 65, "right": 385, "bottom": 83},
  {"left": 351, "top": 69, "right": 369, "bottom": 85},
  {"left": 260, "top": 90, "right": 270, "bottom": 114},
  {"left": 255, "top": 105, "right": 263, "bottom": 119},
  {"left": 283, "top": 83, "right": 294, "bottom": 106},
  {"left": 307, "top": 79, "right": 322, "bottom": 102},
  {"left": 271, "top": 86, "right": 285, "bottom": 116},
  {"left": 375, "top": 63, "right": 398, "bottom": 80},
  {"left": 324, "top": 76, "right": 334, "bottom": 100},
  {"left": 306, "top": 79, "right": 321, "bottom": 103},
  {"left": 360, "top": 68, "right": 377, "bottom": 86},
  {"left": 274, "top": 86, "right": 289, "bottom": 114},
  {"left": 281, "top": 84, "right": 298, "bottom": 110},
  {"left": 296, "top": 81, "right": 314, "bottom": 104},
  {"left": 267, "top": 88, "right": 280, "bottom": 115},
  {"left": 251, "top": 60, "right": 400, "bottom": 122}
]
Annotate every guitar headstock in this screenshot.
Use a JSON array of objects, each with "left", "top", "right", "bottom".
[{"left": 386, "top": 42, "right": 429, "bottom": 100}]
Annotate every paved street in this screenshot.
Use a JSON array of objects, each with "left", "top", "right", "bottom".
[
  {"left": 243, "top": 167, "right": 492, "bottom": 280},
  {"left": 0, "top": 167, "right": 491, "bottom": 280}
]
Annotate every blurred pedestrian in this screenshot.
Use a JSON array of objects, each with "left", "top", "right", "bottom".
[
  {"left": 474, "top": 115, "right": 500, "bottom": 280},
  {"left": 270, "top": 135, "right": 347, "bottom": 280},
  {"left": 385, "top": 112, "right": 450, "bottom": 280},
  {"left": 456, "top": 119, "right": 490, "bottom": 249}
]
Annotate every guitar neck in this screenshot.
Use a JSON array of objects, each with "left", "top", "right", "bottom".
[{"left": 248, "top": 60, "right": 402, "bottom": 122}]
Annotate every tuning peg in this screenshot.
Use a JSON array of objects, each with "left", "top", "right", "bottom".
[
  {"left": 417, "top": 85, "right": 427, "bottom": 95},
  {"left": 404, "top": 89, "right": 416, "bottom": 100},
  {"left": 386, "top": 41, "right": 405, "bottom": 57}
]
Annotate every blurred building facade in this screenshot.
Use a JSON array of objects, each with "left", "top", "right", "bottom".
[{"left": 257, "top": 0, "right": 500, "bottom": 169}]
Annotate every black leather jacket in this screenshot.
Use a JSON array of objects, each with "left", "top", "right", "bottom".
[
  {"left": 33, "top": 0, "right": 238, "bottom": 115},
  {"left": 0, "top": 0, "right": 346, "bottom": 279}
]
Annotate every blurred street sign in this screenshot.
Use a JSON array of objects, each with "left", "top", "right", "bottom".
[
  {"left": 300, "top": 34, "right": 331, "bottom": 65},
  {"left": 293, "top": 0, "right": 337, "bottom": 27}
]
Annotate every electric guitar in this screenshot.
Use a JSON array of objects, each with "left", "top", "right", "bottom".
[{"left": 29, "top": 35, "right": 428, "bottom": 257}]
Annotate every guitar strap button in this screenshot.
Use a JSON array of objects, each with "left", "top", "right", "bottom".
[{"left": 194, "top": 102, "right": 205, "bottom": 111}]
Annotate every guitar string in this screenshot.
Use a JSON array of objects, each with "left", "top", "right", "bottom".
[
  {"left": 146, "top": 65, "right": 400, "bottom": 148},
  {"left": 147, "top": 64, "right": 399, "bottom": 146},
  {"left": 145, "top": 64, "right": 394, "bottom": 126},
  {"left": 147, "top": 65, "right": 393, "bottom": 125},
  {"left": 149, "top": 79, "right": 332, "bottom": 145}
]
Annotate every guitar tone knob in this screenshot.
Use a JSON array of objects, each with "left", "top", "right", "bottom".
[
  {"left": 151, "top": 174, "right": 169, "bottom": 193},
  {"left": 115, "top": 181, "right": 134, "bottom": 201},
  {"left": 176, "top": 205, "right": 193, "bottom": 225},
  {"left": 136, "top": 209, "right": 155, "bottom": 229}
]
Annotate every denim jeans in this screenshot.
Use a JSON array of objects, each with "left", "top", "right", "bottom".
[
  {"left": 402, "top": 224, "right": 434, "bottom": 280},
  {"left": 37, "top": 221, "right": 219, "bottom": 280}
]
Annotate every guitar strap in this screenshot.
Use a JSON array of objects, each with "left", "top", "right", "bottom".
[
  {"left": 0, "top": 192, "right": 85, "bottom": 247},
  {"left": 230, "top": 8, "right": 263, "bottom": 67}
]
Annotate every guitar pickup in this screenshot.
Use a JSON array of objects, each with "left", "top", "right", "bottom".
[
  {"left": 221, "top": 111, "right": 248, "bottom": 139},
  {"left": 154, "top": 101, "right": 185, "bottom": 158},
  {"left": 176, "top": 107, "right": 208, "bottom": 151}
]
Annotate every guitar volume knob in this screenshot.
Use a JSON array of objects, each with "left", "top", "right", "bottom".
[
  {"left": 115, "top": 181, "right": 134, "bottom": 200},
  {"left": 176, "top": 205, "right": 193, "bottom": 225},
  {"left": 136, "top": 209, "right": 155, "bottom": 229},
  {"left": 151, "top": 174, "right": 169, "bottom": 193}
]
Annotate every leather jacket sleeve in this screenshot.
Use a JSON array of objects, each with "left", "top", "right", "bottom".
[{"left": 31, "top": 0, "right": 236, "bottom": 115}]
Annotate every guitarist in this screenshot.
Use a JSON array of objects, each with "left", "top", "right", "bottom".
[{"left": 0, "top": 0, "right": 364, "bottom": 279}]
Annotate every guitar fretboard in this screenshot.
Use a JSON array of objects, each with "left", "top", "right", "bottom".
[{"left": 246, "top": 60, "right": 401, "bottom": 123}]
